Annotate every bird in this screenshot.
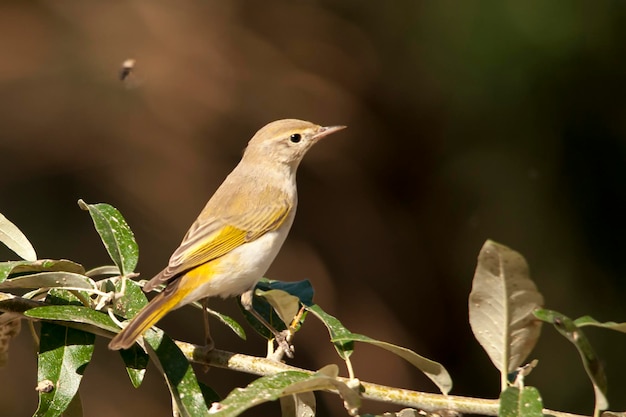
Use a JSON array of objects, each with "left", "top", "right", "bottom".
[{"left": 108, "top": 119, "right": 346, "bottom": 351}]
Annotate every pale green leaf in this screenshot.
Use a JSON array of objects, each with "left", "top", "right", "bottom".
[
  {"left": 256, "top": 289, "right": 300, "bottom": 328},
  {"left": 0, "top": 271, "right": 95, "bottom": 291},
  {"left": 573, "top": 316, "right": 626, "bottom": 333},
  {"left": 239, "top": 279, "right": 312, "bottom": 340},
  {"left": 0, "top": 212, "right": 37, "bottom": 261},
  {"left": 0, "top": 259, "right": 85, "bottom": 283},
  {"left": 469, "top": 240, "right": 544, "bottom": 390}
]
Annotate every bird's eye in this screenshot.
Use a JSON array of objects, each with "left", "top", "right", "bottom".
[{"left": 290, "top": 133, "right": 302, "bottom": 143}]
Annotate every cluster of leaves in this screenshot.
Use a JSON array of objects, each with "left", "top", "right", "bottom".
[
  {"left": 469, "top": 241, "right": 626, "bottom": 417},
  {"left": 0, "top": 202, "right": 450, "bottom": 417},
  {"left": 1, "top": 202, "right": 625, "bottom": 417}
]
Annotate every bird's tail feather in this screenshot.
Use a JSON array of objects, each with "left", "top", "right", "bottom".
[{"left": 108, "top": 290, "right": 178, "bottom": 350}]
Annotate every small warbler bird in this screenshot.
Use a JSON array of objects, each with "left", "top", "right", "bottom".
[{"left": 108, "top": 119, "right": 345, "bottom": 351}]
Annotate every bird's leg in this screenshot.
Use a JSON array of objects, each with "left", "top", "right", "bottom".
[
  {"left": 201, "top": 297, "right": 215, "bottom": 351},
  {"left": 240, "top": 289, "right": 294, "bottom": 359}
]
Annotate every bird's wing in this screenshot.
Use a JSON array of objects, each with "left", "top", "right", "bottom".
[{"left": 144, "top": 198, "right": 292, "bottom": 290}]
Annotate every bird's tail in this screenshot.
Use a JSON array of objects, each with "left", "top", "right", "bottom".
[{"left": 108, "top": 290, "right": 178, "bottom": 350}]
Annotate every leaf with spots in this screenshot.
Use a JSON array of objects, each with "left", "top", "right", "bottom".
[
  {"left": 142, "top": 328, "right": 215, "bottom": 417},
  {"left": 78, "top": 200, "right": 138, "bottom": 276},
  {"left": 499, "top": 386, "right": 543, "bottom": 417}
]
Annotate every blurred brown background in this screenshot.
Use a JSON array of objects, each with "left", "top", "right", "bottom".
[{"left": 1, "top": 1, "right": 626, "bottom": 416}]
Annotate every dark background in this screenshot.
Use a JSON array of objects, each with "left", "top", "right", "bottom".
[{"left": 1, "top": 1, "right": 625, "bottom": 416}]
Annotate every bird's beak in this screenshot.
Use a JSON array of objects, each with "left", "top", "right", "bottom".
[{"left": 313, "top": 125, "right": 347, "bottom": 140}]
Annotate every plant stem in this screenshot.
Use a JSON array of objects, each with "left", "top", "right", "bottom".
[{"left": 177, "top": 342, "right": 587, "bottom": 417}]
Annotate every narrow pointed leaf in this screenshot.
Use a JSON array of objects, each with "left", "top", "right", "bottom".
[
  {"left": 0, "top": 271, "right": 95, "bottom": 291},
  {"left": 307, "top": 304, "right": 451, "bottom": 394},
  {"left": 573, "top": 316, "right": 626, "bottom": 333},
  {"left": 210, "top": 371, "right": 311, "bottom": 417},
  {"left": 119, "top": 346, "right": 149, "bottom": 388},
  {"left": 142, "top": 328, "right": 212, "bottom": 417},
  {"left": 34, "top": 322, "right": 95, "bottom": 417},
  {"left": 78, "top": 200, "right": 138, "bottom": 276},
  {"left": 469, "top": 240, "right": 544, "bottom": 386},
  {"left": 205, "top": 306, "right": 246, "bottom": 340},
  {"left": 0, "top": 259, "right": 85, "bottom": 283},
  {"left": 0, "top": 212, "right": 37, "bottom": 261},
  {"left": 534, "top": 309, "right": 608, "bottom": 412},
  {"left": 499, "top": 386, "right": 543, "bottom": 417},
  {"left": 338, "top": 333, "right": 452, "bottom": 395},
  {"left": 210, "top": 368, "right": 358, "bottom": 417},
  {"left": 306, "top": 304, "right": 354, "bottom": 359},
  {"left": 25, "top": 305, "right": 120, "bottom": 334},
  {"left": 109, "top": 278, "right": 149, "bottom": 386}
]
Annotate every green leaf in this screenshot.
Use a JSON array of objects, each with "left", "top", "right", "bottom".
[
  {"left": 25, "top": 305, "right": 120, "bottom": 334},
  {"left": 343, "top": 333, "right": 452, "bottom": 395},
  {"left": 573, "top": 316, "right": 626, "bottom": 333},
  {"left": 0, "top": 271, "right": 95, "bottom": 291},
  {"left": 307, "top": 304, "right": 452, "bottom": 395},
  {"left": 34, "top": 322, "right": 95, "bottom": 417},
  {"left": 109, "top": 278, "right": 148, "bottom": 319},
  {"left": 534, "top": 309, "right": 608, "bottom": 413},
  {"left": 0, "top": 259, "right": 85, "bottom": 283},
  {"left": 499, "top": 386, "right": 544, "bottom": 417},
  {"left": 469, "top": 240, "right": 544, "bottom": 391},
  {"left": 306, "top": 304, "right": 354, "bottom": 360},
  {"left": 210, "top": 368, "right": 359, "bottom": 417},
  {"left": 142, "top": 328, "right": 212, "bottom": 417},
  {"left": 210, "top": 371, "right": 311, "bottom": 417},
  {"left": 119, "top": 346, "right": 149, "bottom": 388},
  {"left": 0, "top": 212, "right": 37, "bottom": 261},
  {"left": 108, "top": 278, "right": 150, "bottom": 387},
  {"left": 78, "top": 200, "right": 138, "bottom": 276},
  {"left": 203, "top": 305, "right": 246, "bottom": 340}
]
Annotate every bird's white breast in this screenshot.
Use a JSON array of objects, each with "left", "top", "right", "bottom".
[{"left": 179, "top": 211, "right": 295, "bottom": 304}]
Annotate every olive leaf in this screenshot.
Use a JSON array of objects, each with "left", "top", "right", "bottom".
[{"left": 469, "top": 240, "right": 544, "bottom": 391}]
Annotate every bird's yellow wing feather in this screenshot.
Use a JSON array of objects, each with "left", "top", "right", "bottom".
[{"left": 144, "top": 199, "right": 292, "bottom": 290}]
